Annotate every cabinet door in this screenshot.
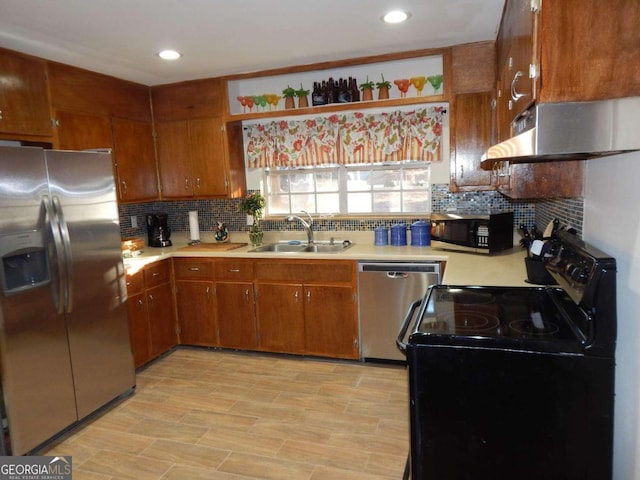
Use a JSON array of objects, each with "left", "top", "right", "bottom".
[
  {"left": 176, "top": 280, "right": 218, "bottom": 346},
  {"left": 127, "top": 292, "right": 151, "bottom": 368},
  {"left": 255, "top": 283, "right": 305, "bottom": 354},
  {"left": 55, "top": 110, "right": 113, "bottom": 151},
  {"left": 146, "top": 282, "right": 177, "bottom": 358},
  {"left": 499, "top": 161, "right": 585, "bottom": 199},
  {"left": 499, "top": 0, "right": 537, "bottom": 119},
  {"left": 189, "top": 117, "right": 228, "bottom": 196},
  {"left": 0, "top": 49, "right": 51, "bottom": 137},
  {"left": 111, "top": 117, "right": 158, "bottom": 202},
  {"left": 156, "top": 120, "right": 193, "bottom": 198},
  {"left": 450, "top": 91, "right": 494, "bottom": 191},
  {"left": 304, "top": 285, "right": 358, "bottom": 359},
  {"left": 216, "top": 282, "right": 258, "bottom": 350}
]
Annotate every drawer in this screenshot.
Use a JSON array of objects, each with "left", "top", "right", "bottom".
[
  {"left": 143, "top": 260, "right": 171, "bottom": 288},
  {"left": 215, "top": 259, "right": 254, "bottom": 282},
  {"left": 125, "top": 270, "right": 144, "bottom": 295},
  {"left": 173, "top": 258, "right": 214, "bottom": 280},
  {"left": 255, "top": 260, "right": 355, "bottom": 284}
]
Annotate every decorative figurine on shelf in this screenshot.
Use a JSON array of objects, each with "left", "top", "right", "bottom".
[
  {"left": 376, "top": 74, "right": 392, "bottom": 100},
  {"left": 394, "top": 78, "right": 410, "bottom": 97},
  {"left": 215, "top": 222, "right": 229, "bottom": 243},
  {"left": 360, "top": 76, "right": 375, "bottom": 102},
  {"left": 295, "top": 83, "right": 310, "bottom": 108},
  {"left": 427, "top": 74, "right": 443, "bottom": 94},
  {"left": 239, "top": 191, "right": 266, "bottom": 246},
  {"left": 410, "top": 76, "right": 427, "bottom": 96},
  {"left": 282, "top": 85, "right": 296, "bottom": 109}
]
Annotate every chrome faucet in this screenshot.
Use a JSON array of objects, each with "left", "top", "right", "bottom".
[{"left": 286, "top": 210, "right": 314, "bottom": 244}]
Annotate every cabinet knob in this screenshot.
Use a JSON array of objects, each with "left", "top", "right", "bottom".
[
  {"left": 121, "top": 180, "right": 128, "bottom": 194},
  {"left": 185, "top": 178, "right": 190, "bottom": 189},
  {"left": 189, "top": 267, "right": 200, "bottom": 271},
  {"left": 196, "top": 177, "right": 201, "bottom": 189}
]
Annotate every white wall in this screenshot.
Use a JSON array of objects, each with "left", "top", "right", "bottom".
[{"left": 584, "top": 150, "right": 640, "bottom": 479}]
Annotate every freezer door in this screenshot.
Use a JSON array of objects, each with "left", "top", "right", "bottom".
[
  {"left": 0, "top": 146, "right": 77, "bottom": 455},
  {"left": 45, "top": 150, "right": 135, "bottom": 419}
]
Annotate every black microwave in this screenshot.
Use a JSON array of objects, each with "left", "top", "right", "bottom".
[{"left": 430, "top": 211, "right": 514, "bottom": 254}]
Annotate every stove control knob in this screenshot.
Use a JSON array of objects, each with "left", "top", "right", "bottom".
[
  {"left": 569, "top": 265, "right": 589, "bottom": 284},
  {"left": 566, "top": 263, "right": 579, "bottom": 277}
]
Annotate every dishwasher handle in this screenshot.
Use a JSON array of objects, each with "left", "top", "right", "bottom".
[
  {"left": 396, "top": 299, "right": 422, "bottom": 355},
  {"left": 387, "top": 271, "right": 409, "bottom": 279}
]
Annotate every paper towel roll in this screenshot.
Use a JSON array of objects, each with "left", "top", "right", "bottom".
[{"left": 188, "top": 211, "right": 200, "bottom": 241}]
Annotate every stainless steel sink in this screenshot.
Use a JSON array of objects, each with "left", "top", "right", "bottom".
[{"left": 249, "top": 241, "right": 353, "bottom": 254}]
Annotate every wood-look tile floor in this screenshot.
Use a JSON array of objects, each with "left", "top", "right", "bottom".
[{"left": 43, "top": 348, "right": 410, "bottom": 480}]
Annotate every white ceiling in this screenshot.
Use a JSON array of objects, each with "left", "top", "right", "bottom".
[{"left": 0, "top": 0, "right": 505, "bottom": 86}]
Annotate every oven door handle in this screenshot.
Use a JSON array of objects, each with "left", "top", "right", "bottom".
[{"left": 396, "top": 299, "right": 423, "bottom": 355}]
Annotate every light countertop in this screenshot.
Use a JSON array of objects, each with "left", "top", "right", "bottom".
[{"left": 125, "top": 231, "right": 531, "bottom": 287}]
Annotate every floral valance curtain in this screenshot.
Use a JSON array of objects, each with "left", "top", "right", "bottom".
[{"left": 245, "top": 106, "right": 444, "bottom": 168}]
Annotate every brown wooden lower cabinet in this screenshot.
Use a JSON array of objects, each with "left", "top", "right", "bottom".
[
  {"left": 125, "top": 259, "right": 177, "bottom": 368},
  {"left": 163, "top": 257, "right": 360, "bottom": 359},
  {"left": 254, "top": 259, "right": 359, "bottom": 360},
  {"left": 126, "top": 291, "right": 150, "bottom": 368},
  {"left": 176, "top": 280, "right": 217, "bottom": 346},
  {"left": 216, "top": 282, "right": 259, "bottom": 349},
  {"left": 303, "top": 284, "right": 358, "bottom": 359},
  {"left": 173, "top": 258, "right": 218, "bottom": 346},
  {"left": 255, "top": 282, "right": 306, "bottom": 354}
]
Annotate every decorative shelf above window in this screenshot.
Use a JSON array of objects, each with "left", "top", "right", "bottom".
[{"left": 226, "top": 55, "right": 444, "bottom": 121}]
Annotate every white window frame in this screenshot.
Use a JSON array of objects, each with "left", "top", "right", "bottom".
[{"left": 263, "top": 161, "right": 431, "bottom": 217}]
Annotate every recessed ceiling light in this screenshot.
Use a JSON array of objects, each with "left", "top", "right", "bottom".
[
  {"left": 158, "top": 49, "right": 182, "bottom": 60},
  {"left": 382, "top": 10, "right": 411, "bottom": 24}
]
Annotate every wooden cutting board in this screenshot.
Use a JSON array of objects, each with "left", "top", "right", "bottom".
[{"left": 177, "top": 242, "right": 248, "bottom": 252}]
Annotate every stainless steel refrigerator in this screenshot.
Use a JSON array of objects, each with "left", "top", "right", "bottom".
[{"left": 0, "top": 146, "right": 135, "bottom": 455}]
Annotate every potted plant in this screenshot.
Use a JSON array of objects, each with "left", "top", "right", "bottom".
[
  {"left": 360, "top": 76, "right": 375, "bottom": 101},
  {"left": 239, "top": 191, "right": 266, "bottom": 245},
  {"left": 282, "top": 85, "right": 296, "bottom": 109},
  {"left": 376, "top": 74, "right": 392, "bottom": 100},
  {"left": 295, "top": 83, "right": 310, "bottom": 108}
]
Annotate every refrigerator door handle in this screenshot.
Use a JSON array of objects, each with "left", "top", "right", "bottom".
[
  {"left": 43, "top": 195, "right": 66, "bottom": 314},
  {"left": 52, "top": 195, "right": 73, "bottom": 313}
]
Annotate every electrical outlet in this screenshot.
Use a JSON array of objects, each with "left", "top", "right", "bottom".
[{"left": 131, "top": 215, "right": 138, "bottom": 228}]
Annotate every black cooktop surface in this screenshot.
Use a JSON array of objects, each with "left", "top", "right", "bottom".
[{"left": 411, "top": 285, "right": 588, "bottom": 353}]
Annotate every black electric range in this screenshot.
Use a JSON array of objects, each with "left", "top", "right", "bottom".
[{"left": 398, "top": 231, "right": 616, "bottom": 480}]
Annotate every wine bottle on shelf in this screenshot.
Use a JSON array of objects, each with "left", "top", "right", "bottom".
[
  {"left": 326, "top": 78, "right": 334, "bottom": 104},
  {"left": 338, "top": 78, "right": 350, "bottom": 103},
  {"left": 350, "top": 77, "right": 360, "bottom": 102},
  {"left": 312, "top": 82, "right": 326, "bottom": 106}
]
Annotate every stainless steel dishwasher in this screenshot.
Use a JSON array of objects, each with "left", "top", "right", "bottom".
[{"left": 358, "top": 261, "right": 441, "bottom": 362}]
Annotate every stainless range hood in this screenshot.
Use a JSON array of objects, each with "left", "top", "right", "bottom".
[{"left": 484, "top": 97, "right": 640, "bottom": 164}]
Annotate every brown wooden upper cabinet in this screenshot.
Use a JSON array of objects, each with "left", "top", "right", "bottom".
[
  {"left": 156, "top": 117, "right": 229, "bottom": 198},
  {"left": 496, "top": 0, "right": 640, "bottom": 142},
  {"left": 0, "top": 48, "right": 52, "bottom": 140},
  {"left": 111, "top": 117, "right": 158, "bottom": 202},
  {"left": 152, "top": 79, "right": 246, "bottom": 199}
]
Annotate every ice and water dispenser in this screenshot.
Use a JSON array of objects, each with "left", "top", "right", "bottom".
[{"left": 0, "top": 231, "right": 50, "bottom": 296}]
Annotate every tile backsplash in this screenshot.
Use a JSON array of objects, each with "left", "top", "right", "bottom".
[{"left": 119, "top": 184, "right": 583, "bottom": 239}]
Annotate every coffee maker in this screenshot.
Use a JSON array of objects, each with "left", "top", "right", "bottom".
[{"left": 146, "top": 213, "right": 172, "bottom": 247}]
